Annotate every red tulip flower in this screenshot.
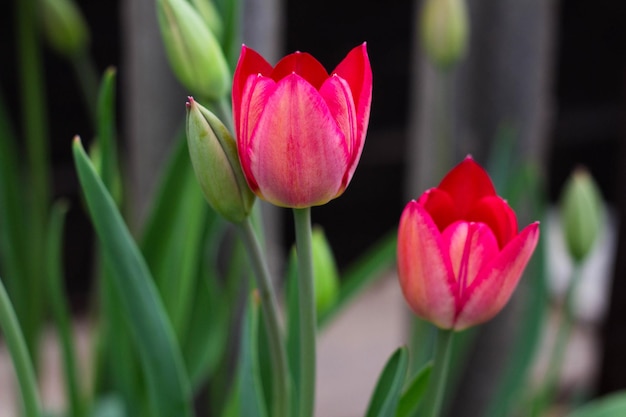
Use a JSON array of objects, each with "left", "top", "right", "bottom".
[
  {"left": 232, "top": 43, "right": 372, "bottom": 208},
  {"left": 397, "top": 157, "right": 540, "bottom": 330}
]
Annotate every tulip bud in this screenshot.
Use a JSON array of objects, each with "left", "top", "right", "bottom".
[
  {"left": 190, "top": 0, "right": 224, "bottom": 41},
  {"left": 157, "top": 0, "right": 230, "bottom": 100},
  {"left": 40, "top": 0, "right": 90, "bottom": 58},
  {"left": 311, "top": 227, "right": 340, "bottom": 315},
  {"left": 186, "top": 97, "right": 255, "bottom": 222},
  {"left": 420, "top": 0, "right": 469, "bottom": 70},
  {"left": 560, "top": 167, "right": 603, "bottom": 263}
]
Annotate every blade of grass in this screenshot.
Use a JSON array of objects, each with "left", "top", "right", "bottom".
[{"left": 73, "top": 137, "right": 193, "bottom": 417}]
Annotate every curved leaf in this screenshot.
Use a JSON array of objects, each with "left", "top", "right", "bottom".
[
  {"left": 72, "top": 138, "right": 193, "bottom": 417},
  {"left": 366, "top": 346, "right": 409, "bottom": 417}
]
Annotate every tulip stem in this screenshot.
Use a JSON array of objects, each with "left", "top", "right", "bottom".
[
  {"left": 293, "top": 207, "right": 316, "bottom": 417},
  {"left": 238, "top": 218, "right": 290, "bottom": 417},
  {"left": 423, "top": 328, "right": 454, "bottom": 417},
  {"left": 0, "top": 276, "right": 41, "bottom": 417}
]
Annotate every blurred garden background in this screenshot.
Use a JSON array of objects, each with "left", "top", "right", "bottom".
[{"left": 1, "top": 0, "right": 626, "bottom": 416}]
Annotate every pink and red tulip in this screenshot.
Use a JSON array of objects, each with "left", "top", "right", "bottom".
[
  {"left": 232, "top": 43, "right": 372, "bottom": 208},
  {"left": 397, "top": 157, "right": 540, "bottom": 331}
]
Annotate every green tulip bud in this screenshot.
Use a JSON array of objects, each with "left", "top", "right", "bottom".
[
  {"left": 40, "top": 0, "right": 90, "bottom": 58},
  {"left": 560, "top": 167, "right": 603, "bottom": 263},
  {"left": 420, "top": 0, "right": 469, "bottom": 70},
  {"left": 186, "top": 97, "right": 255, "bottom": 222},
  {"left": 190, "top": 0, "right": 224, "bottom": 41},
  {"left": 157, "top": 0, "right": 230, "bottom": 100},
  {"left": 311, "top": 227, "right": 340, "bottom": 315}
]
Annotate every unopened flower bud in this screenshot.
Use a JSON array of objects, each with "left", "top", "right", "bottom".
[
  {"left": 190, "top": 0, "right": 224, "bottom": 41},
  {"left": 560, "top": 167, "right": 603, "bottom": 263},
  {"left": 420, "top": 0, "right": 469, "bottom": 70},
  {"left": 157, "top": 0, "right": 230, "bottom": 100},
  {"left": 40, "top": 0, "right": 90, "bottom": 57},
  {"left": 186, "top": 97, "right": 255, "bottom": 222},
  {"left": 312, "top": 227, "right": 340, "bottom": 315}
]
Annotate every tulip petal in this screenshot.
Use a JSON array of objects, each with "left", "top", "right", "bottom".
[
  {"left": 467, "top": 196, "right": 518, "bottom": 248},
  {"left": 271, "top": 51, "right": 329, "bottom": 89},
  {"left": 332, "top": 43, "right": 372, "bottom": 178},
  {"left": 237, "top": 74, "right": 278, "bottom": 192},
  {"left": 437, "top": 157, "right": 497, "bottom": 215},
  {"left": 441, "top": 221, "right": 499, "bottom": 295},
  {"left": 319, "top": 75, "right": 358, "bottom": 191},
  {"left": 417, "top": 187, "right": 459, "bottom": 232},
  {"left": 397, "top": 201, "right": 456, "bottom": 329},
  {"left": 247, "top": 73, "right": 349, "bottom": 207},
  {"left": 233, "top": 45, "right": 273, "bottom": 135},
  {"left": 454, "top": 222, "right": 540, "bottom": 330}
]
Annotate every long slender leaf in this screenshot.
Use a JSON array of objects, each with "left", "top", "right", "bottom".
[
  {"left": 221, "top": 293, "right": 268, "bottom": 417},
  {"left": 140, "top": 133, "right": 212, "bottom": 341},
  {"left": 0, "top": 90, "right": 28, "bottom": 324},
  {"left": 0, "top": 276, "right": 41, "bottom": 417},
  {"left": 396, "top": 362, "right": 433, "bottom": 417},
  {"left": 46, "top": 201, "right": 85, "bottom": 417},
  {"left": 182, "top": 220, "right": 230, "bottom": 388},
  {"left": 568, "top": 392, "right": 626, "bottom": 417},
  {"left": 365, "top": 346, "right": 409, "bottom": 417},
  {"left": 72, "top": 137, "right": 193, "bottom": 417},
  {"left": 95, "top": 67, "right": 120, "bottom": 198}
]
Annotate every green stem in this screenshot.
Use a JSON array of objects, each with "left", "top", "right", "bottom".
[
  {"left": 0, "top": 277, "right": 41, "bottom": 417},
  {"left": 293, "top": 207, "right": 316, "bottom": 417},
  {"left": 238, "top": 218, "right": 290, "bottom": 417},
  {"left": 15, "top": 0, "right": 50, "bottom": 366},
  {"left": 423, "top": 329, "right": 454, "bottom": 417}
]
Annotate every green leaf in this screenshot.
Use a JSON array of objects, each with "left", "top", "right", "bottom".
[
  {"left": 395, "top": 362, "right": 433, "bottom": 417},
  {"left": 46, "top": 201, "right": 85, "bottom": 417},
  {"left": 318, "top": 231, "right": 397, "bottom": 327},
  {"left": 72, "top": 138, "right": 193, "bottom": 417},
  {"left": 221, "top": 293, "right": 268, "bottom": 417},
  {"left": 365, "top": 346, "right": 409, "bottom": 417},
  {"left": 0, "top": 88, "right": 34, "bottom": 359},
  {"left": 95, "top": 67, "right": 121, "bottom": 200},
  {"left": 568, "top": 392, "right": 626, "bottom": 417},
  {"left": 140, "top": 133, "right": 214, "bottom": 342},
  {"left": 0, "top": 275, "right": 41, "bottom": 417},
  {"left": 182, "top": 226, "right": 230, "bottom": 388}
]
